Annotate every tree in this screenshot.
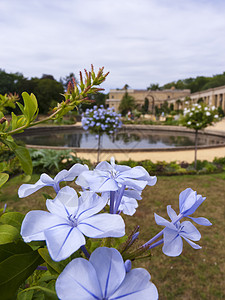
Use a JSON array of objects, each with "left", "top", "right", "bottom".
[
  {"left": 180, "top": 103, "right": 220, "bottom": 169},
  {"left": 60, "top": 72, "right": 78, "bottom": 90},
  {"left": 147, "top": 83, "right": 160, "bottom": 91},
  {"left": 31, "top": 77, "right": 64, "bottom": 114},
  {"left": 142, "top": 97, "right": 149, "bottom": 114},
  {"left": 118, "top": 92, "right": 136, "bottom": 116}
]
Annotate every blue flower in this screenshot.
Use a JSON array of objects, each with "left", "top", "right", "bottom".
[
  {"left": 155, "top": 205, "right": 202, "bottom": 256},
  {"left": 55, "top": 247, "right": 158, "bottom": 300},
  {"left": 21, "top": 189, "right": 125, "bottom": 261},
  {"left": 76, "top": 157, "right": 157, "bottom": 193},
  {"left": 179, "top": 188, "right": 212, "bottom": 226},
  {"left": 18, "top": 163, "right": 88, "bottom": 198}
]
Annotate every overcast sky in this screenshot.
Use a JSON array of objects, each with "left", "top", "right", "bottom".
[{"left": 1, "top": 0, "right": 225, "bottom": 92}]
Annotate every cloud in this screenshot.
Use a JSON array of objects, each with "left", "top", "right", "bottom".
[{"left": 1, "top": 0, "right": 225, "bottom": 92}]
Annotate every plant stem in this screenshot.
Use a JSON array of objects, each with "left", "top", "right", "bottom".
[
  {"left": 97, "top": 134, "right": 101, "bottom": 163},
  {"left": 194, "top": 129, "right": 198, "bottom": 169}
]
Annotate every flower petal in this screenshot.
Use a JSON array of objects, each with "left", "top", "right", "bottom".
[
  {"left": 54, "top": 163, "right": 88, "bottom": 183},
  {"left": 179, "top": 188, "right": 196, "bottom": 215},
  {"left": 95, "top": 161, "right": 113, "bottom": 171},
  {"left": 56, "top": 257, "right": 102, "bottom": 300},
  {"left": 110, "top": 268, "right": 158, "bottom": 300},
  {"left": 18, "top": 179, "right": 47, "bottom": 198},
  {"left": 167, "top": 205, "right": 178, "bottom": 223},
  {"left": 154, "top": 213, "right": 176, "bottom": 230},
  {"left": 163, "top": 228, "right": 183, "bottom": 257},
  {"left": 186, "top": 194, "right": 206, "bottom": 216},
  {"left": 124, "top": 189, "right": 142, "bottom": 200},
  {"left": 188, "top": 216, "right": 212, "bottom": 226},
  {"left": 119, "top": 197, "right": 138, "bottom": 216},
  {"left": 89, "top": 247, "right": 126, "bottom": 298},
  {"left": 20, "top": 211, "right": 62, "bottom": 242},
  {"left": 40, "top": 173, "right": 54, "bottom": 184},
  {"left": 182, "top": 236, "right": 202, "bottom": 250},
  {"left": 76, "top": 192, "right": 107, "bottom": 221},
  {"left": 45, "top": 226, "right": 85, "bottom": 261},
  {"left": 180, "top": 221, "right": 201, "bottom": 241},
  {"left": 78, "top": 214, "right": 125, "bottom": 238}
]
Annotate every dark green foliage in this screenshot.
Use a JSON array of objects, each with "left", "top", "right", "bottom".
[
  {"left": 119, "top": 92, "right": 136, "bottom": 116},
  {"left": 118, "top": 158, "right": 225, "bottom": 175},
  {"left": 0, "top": 70, "right": 64, "bottom": 114},
  {"left": 141, "top": 98, "right": 149, "bottom": 113},
  {"left": 162, "top": 72, "right": 225, "bottom": 93},
  {"left": 29, "top": 149, "right": 91, "bottom": 174}
]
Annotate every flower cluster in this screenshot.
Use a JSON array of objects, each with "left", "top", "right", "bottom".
[
  {"left": 181, "top": 103, "right": 219, "bottom": 130},
  {"left": 18, "top": 158, "right": 211, "bottom": 299},
  {"left": 81, "top": 105, "right": 122, "bottom": 135}
]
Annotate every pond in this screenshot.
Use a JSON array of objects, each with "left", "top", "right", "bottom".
[{"left": 14, "top": 126, "right": 225, "bottom": 150}]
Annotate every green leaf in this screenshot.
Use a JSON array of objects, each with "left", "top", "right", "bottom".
[
  {"left": 17, "top": 102, "right": 25, "bottom": 115},
  {"left": 38, "top": 248, "right": 68, "bottom": 274},
  {"left": 18, "top": 286, "right": 57, "bottom": 300},
  {"left": 27, "top": 241, "right": 45, "bottom": 251},
  {"left": 3, "top": 139, "right": 33, "bottom": 175},
  {"left": 0, "top": 224, "right": 20, "bottom": 245},
  {"left": 0, "top": 172, "right": 9, "bottom": 188},
  {"left": 14, "top": 146, "right": 33, "bottom": 175},
  {"left": 17, "top": 290, "right": 34, "bottom": 300},
  {"left": 0, "top": 241, "right": 32, "bottom": 263},
  {"left": 11, "top": 112, "right": 26, "bottom": 132},
  {"left": 22, "top": 92, "right": 38, "bottom": 123},
  {"left": 0, "top": 250, "right": 42, "bottom": 300},
  {"left": 0, "top": 212, "right": 25, "bottom": 231}
]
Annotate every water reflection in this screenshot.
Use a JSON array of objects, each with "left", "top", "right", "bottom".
[{"left": 15, "top": 128, "right": 225, "bottom": 149}]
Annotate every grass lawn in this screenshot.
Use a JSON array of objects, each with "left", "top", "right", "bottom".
[{"left": 1, "top": 172, "right": 225, "bottom": 299}]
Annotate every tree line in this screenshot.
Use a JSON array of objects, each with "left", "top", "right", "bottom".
[
  {"left": 148, "top": 72, "right": 225, "bottom": 93},
  {"left": 0, "top": 69, "right": 107, "bottom": 114}
]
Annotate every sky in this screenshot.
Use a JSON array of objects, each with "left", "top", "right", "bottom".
[{"left": 1, "top": 0, "right": 225, "bottom": 92}]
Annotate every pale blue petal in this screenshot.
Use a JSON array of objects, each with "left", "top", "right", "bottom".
[
  {"left": 188, "top": 216, "right": 212, "bottom": 226},
  {"left": 119, "top": 197, "right": 138, "bottom": 216},
  {"left": 179, "top": 188, "right": 196, "bottom": 215},
  {"left": 40, "top": 173, "right": 54, "bottom": 184},
  {"left": 89, "top": 247, "right": 125, "bottom": 298},
  {"left": 47, "top": 186, "right": 79, "bottom": 218},
  {"left": 124, "top": 189, "right": 142, "bottom": 200},
  {"left": 56, "top": 258, "right": 102, "bottom": 300},
  {"left": 110, "top": 268, "right": 158, "bottom": 300},
  {"left": 167, "top": 205, "right": 178, "bottom": 223},
  {"left": 90, "top": 177, "right": 118, "bottom": 192},
  {"left": 53, "top": 186, "right": 79, "bottom": 208},
  {"left": 75, "top": 171, "right": 90, "bottom": 189},
  {"left": 76, "top": 192, "right": 107, "bottom": 221},
  {"left": 154, "top": 213, "right": 176, "bottom": 230},
  {"left": 95, "top": 161, "right": 112, "bottom": 171},
  {"left": 163, "top": 228, "right": 183, "bottom": 256},
  {"left": 45, "top": 226, "right": 85, "bottom": 261},
  {"left": 117, "top": 177, "right": 147, "bottom": 191},
  {"left": 182, "top": 236, "right": 202, "bottom": 250},
  {"left": 18, "top": 179, "right": 47, "bottom": 198},
  {"left": 115, "top": 165, "right": 132, "bottom": 172},
  {"left": 78, "top": 214, "right": 125, "bottom": 238},
  {"left": 118, "top": 167, "right": 147, "bottom": 179},
  {"left": 46, "top": 198, "right": 73, "bottom": 220},
  {"left": 67, "top": 163, "right": 89, "bottom": 180},
  {"left": 186, "top": 195, "right": 206, "bottom": 216},
  {"left": 20, "top": 211, "right": 62, "bottom": 242},
  {"left": 132, "top": 166, "right": 157, "bottom": 186},
  {"left": 180, "top": 221, "right": 201, "bottom": 241},
  {"left": 54, "top": 163, "right": 88, "bottom": 183}
]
